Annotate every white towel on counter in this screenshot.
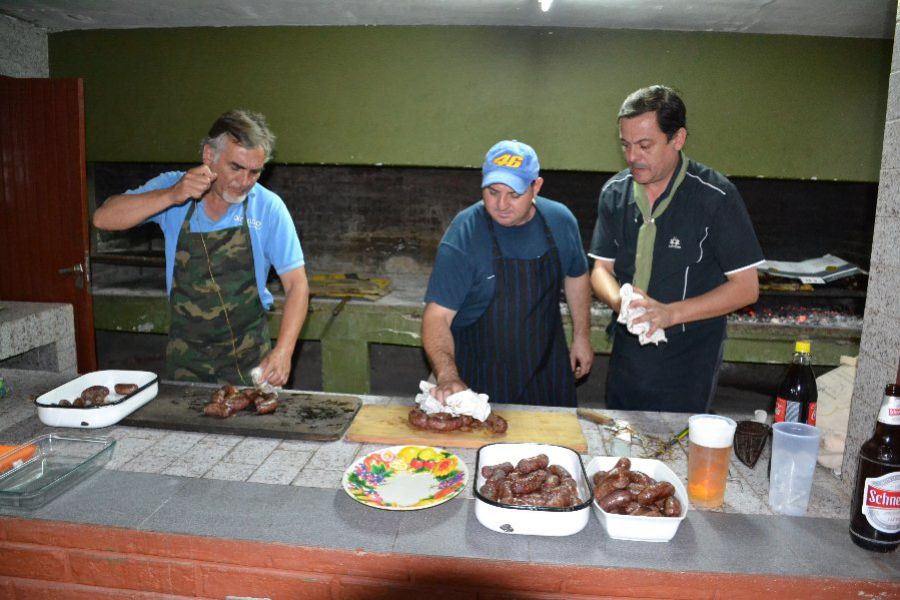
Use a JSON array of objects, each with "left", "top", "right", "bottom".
[
  {"left": 617, "top": 283, "right": 667, "bottom": 346},
  {"left": 415, "top": 380, "right": 491, "bottom": 422}
]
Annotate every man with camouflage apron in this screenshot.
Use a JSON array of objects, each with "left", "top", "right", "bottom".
[{"left": 94, "top": 110, "right": 309, "bottom": 387}]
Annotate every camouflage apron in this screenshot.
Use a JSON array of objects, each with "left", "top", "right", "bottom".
[{"left": 165, "top": 200, "right": 271, "bottom": 383}]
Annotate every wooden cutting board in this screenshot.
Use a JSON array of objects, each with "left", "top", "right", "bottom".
[{"left": 344, "top": 405, "right": 587, "bottom": 452}]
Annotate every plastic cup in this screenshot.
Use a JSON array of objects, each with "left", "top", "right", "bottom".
[
  {"left": 768, "top": 422, "right": 821, "bottom": 516},
  {"left": 687, "top": 414, "right": 737, "bottom": 508}
]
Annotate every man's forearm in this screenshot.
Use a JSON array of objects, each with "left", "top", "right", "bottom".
[
  {"left": 273, "top": 270, "right": 309, "bottom": 356},
  {"left": 422, "top": 307, "right": 460, "bottom": 383},
  {"left": 670, "top": 268, "right": 759, "bottom": 326},
  {"left": 564, "top": 273, "right": 592, "bottom": 342},
  {"left": 590, "top": 261, "right": 621, "bottom": 313},
  {"left": 93, "top": 189, "right": 177, "bottom": 231}
]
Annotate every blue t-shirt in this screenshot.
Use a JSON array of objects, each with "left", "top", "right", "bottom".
[
  {"left": 126, "top": 171, "right": 305, "bottom": 310},
  {"left": 425, "top": 197, "right": 588, "bottom": 329}
]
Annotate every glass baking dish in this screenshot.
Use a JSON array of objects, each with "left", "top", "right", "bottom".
[{"left": 0, "top": 434, "right": 115, "bottom": 510}]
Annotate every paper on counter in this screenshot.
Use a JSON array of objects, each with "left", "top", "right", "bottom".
[
  {"left": 618, "top": 284, "right": 667, "bottom": 346},
  {"left": 415, "top": 380, "right": 491, "bottom": 422},
  {"left": 759, "top": 254, "right": 866, "bottom": 284},
  {"left": 815, "top": 356, "right": 856, "bottom": 474}
]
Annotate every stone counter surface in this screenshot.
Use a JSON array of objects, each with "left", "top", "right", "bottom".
[
  {"left": 0, "top": 369, "right": 896, "bottom": 586},
  {"left": 0, "top": 302, "right": 76, "bottom": 374}
]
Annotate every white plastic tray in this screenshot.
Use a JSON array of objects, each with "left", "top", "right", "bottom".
[
  {"left": 34, "top": 370, "right": 158, "bottom": 429},
  {"left": 585, "top": 456, "right": 689, "bottom": 542},
  {"left": 473, "top": 442, "right": 592, "bottom": 536}
]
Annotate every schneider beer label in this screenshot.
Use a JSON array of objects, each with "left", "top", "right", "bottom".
[
  {"left": 774, "top": 397, "right": 816, "bottom": 425},
  {"left": 861, "top": 471, "right": 900, "bottom": 534},
  {"left": 877, "top": 394, "right": 900, "bottom": 425}
]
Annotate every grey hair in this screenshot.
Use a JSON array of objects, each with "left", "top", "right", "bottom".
[{"left": 202, "top": 109, "right": 276, "bottom": 161}]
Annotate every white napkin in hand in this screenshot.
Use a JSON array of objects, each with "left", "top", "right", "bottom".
[
  {"left": 250, "top": 366, "right": 282, "bottom": 395},
  {"left": 415, "top": 380, "right": 491, "bottom": 422},
  {"left": 617, "top": 283, "right": 667, "bottom": 346}
]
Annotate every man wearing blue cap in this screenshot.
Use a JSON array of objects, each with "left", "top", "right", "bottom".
[{"left": 422, "top": 140, "right": 593, "bottom": 407}]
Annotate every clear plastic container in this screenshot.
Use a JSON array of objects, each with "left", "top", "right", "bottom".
[{"left": 0, "top": 434, "right": 115, "bottom": 509}]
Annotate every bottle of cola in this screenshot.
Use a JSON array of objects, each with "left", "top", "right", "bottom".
[
  {"left": 774, "top": 340, "right": 817, "bottom": 425},
  {"left": 849, "top": 383, "right": 900, "bottom": 553}
]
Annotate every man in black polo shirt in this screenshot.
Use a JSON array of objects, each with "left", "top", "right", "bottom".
[{"left": 589, "top": 85, "right": 764, "bottom": 412}]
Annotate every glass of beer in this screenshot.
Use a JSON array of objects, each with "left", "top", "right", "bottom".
[{"left": 687, "top": 414, "right": 737, "bottom": 508}]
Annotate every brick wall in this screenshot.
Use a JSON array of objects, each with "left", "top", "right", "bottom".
[
  {"left": 91, "top": 163, "right": 877, "bottom": 280},
  {"left": 1, "top": 517, "right": 896, "bottom": 599}
]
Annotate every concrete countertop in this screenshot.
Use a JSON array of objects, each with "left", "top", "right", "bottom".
[{"left": 0, "top": 369, "right": 896, "bottom": 583}]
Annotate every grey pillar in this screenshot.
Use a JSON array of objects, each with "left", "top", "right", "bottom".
[{"left": 842, "top": 6, "right": 900, "bottom": 491}]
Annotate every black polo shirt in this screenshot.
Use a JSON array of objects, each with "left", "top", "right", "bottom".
[{"left": 589, "top": 158, "right": 764, "bottom": 336}]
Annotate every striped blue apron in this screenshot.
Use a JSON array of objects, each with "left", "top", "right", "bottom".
[{"left": 452, "top": 207, "right": 576, "bottom": 407}]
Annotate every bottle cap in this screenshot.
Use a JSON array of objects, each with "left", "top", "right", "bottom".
[{"left": 794, "top": 340, "right": 811, "bottom": 353}]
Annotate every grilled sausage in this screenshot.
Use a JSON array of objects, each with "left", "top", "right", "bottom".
[
  {"left": 637, "top": 482, "right": 676, "bottom": 506},
  {"left": 598, "top": 489, "right": 635, "bottom": 513},
  {"left": 664, "top": 495, "right": 682, "bottom": 517},
  {"left": 408, "top": 408, "right": 429, "bottom": 429},
  {"left": 481, "top": 462, "right": 514, "bottom": 479},
  {"left": 485, "top": 413, "right": 508, "bottom": 433},
  {"left": 516, "top": 454, "right": 549, "bottom": 475},
  {"left": 81, "top": 385, "right": 110, "bottom": 405},
  {"left": 204, "top": 402, "right": 232, "bottom": 418},
  {"left": 255, "top": 398, "right": 278, "bottom": 415},
  {"left": 225, "top": 395, "right": 251, "bottom": 413},
  {"left": 612, "top": 457, "right": 631, "bottom": 472},
  {"left": 511, "top": 469, "right": 548, "bottom": 495},
  {"left": 542, "top": 474, "right": 561, "bottom": 490},
  {"left": 629, "top": 470, "right": 654, "bottom": 486},
  {"left": 114, "top": 383, "right": 138, "bottom": 395},
  {"left": 548, "top": 464, "right": 573, "bottom": 480}
]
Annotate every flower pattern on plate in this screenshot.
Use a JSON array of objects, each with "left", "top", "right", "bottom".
[{"left": 342, "top": 445, "right": 468, "bottom": 510}]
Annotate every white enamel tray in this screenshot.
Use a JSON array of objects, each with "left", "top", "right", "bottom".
[
  {"left": 473, "top": 442, "right": 593, "bottom": 536},
  {"left": 34, "top": 370, "right": 159, "bottom": 429}
]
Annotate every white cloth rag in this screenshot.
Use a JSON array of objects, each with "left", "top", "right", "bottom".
[
  {"left": 415, "top": 380, "right": 491, "bottom": 422},
  {"left": 617, "top": 283, "right": 667, "bottom": 346},
  {"left": 249, "top": 366, "right": 282, "bottom": 396}
]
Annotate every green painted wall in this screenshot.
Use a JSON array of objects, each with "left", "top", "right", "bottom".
[{"left": 50, "top": 26, "right": 890, "bottom": 181}]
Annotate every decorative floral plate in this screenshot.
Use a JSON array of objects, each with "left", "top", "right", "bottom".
[{"left": 342, "top": 445, "right": 468, "bottom": 510}]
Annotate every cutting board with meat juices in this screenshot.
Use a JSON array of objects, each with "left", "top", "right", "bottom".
[
  {"left": 345, "top": 405, "right": 587, "bottom": 451},
  {"left": 121, "top": 382, "right": 361, "bottom": 441}
]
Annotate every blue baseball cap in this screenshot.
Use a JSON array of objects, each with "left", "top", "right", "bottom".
[{"left": 481, "top": 140, "right": 540, "bottom": 195}]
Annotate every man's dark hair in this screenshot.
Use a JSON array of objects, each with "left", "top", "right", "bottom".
[{"left": 618, "top": 85, "right": 686, "bottom": 141}]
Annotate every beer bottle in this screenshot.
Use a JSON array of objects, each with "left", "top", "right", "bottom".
[
  {"left": 774, "top": 341, "right": 817, "bottom": 425},
  {"left": 849, "top": 383, "right": 900, "bottom": 553}
]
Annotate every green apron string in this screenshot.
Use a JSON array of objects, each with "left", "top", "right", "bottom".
[{"left": 632, "top": 152, "right": 689, "bottom": 291}]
